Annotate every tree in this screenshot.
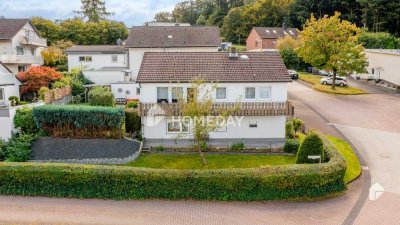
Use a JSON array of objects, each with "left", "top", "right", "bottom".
[
  {"left": 221, "top": 6, "right": 249, "bottom": 43},
  {"left": 276, "top": 36, "right": 302, "bottom": 70},
  {"left": 74, "top": 0, "right": 114, "bottom": 22},
  {"left": 17, "top": 66, "right": 63, "bottom": 95},
  {"left": 31, "top": 17, "right": 60, "bottom": 45},
  {"left": 41, "top": 40, "right": 74, "bottom": 69},
  {"left": 359, "top": 30, "right": 398, "bottom": 49},
  {"left": 296, "top": 12, "right": 367, "bottom": 89},
  {"left": 296, "top": 130, "right": 324, "bottom": 164},
  {"left": 179, "top": 79, "right": 239, "bottom": 165},
  {"left": 154, "top": 11, "right": 175, "bottom": 22}
]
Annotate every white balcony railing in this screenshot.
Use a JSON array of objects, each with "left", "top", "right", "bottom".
[
  {"left": 20, "top": 36, "right": 47, "bottom": 47},
  {"left": 0, "top": 54, "right": 43, "bottom": 65}
]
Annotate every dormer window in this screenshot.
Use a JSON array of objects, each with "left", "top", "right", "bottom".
[
  {"left": 289, "top": 30, "right": 294, "bottom": 35},
  {"left": 265, "top": 30, "right": 270, "bottom": 33},
  {"left": 272, "top": 30, "right": 277, "bottom": 33}
]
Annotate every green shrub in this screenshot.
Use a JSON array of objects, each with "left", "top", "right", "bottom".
[
  {"left": 71, "top": 80, "right": 84, "bottom": 97},
  {"left": 152, "top": 145, "right": 166, "bottom": 151},
  {"left": 0, "top": 139, "right": 7, "bottom": 161},
  {"left": 296, "top": 131, "right": 324, "bottom": 164},
  {"left": 0, "top": 135, "right": 346, "bottom": 200},
  {"left": 292, "top": 118, "right": 303, "bottom": 136},
  {"left": 5, "top": 134, "right": 38, "bottom": 162},
  {"left": 8, "top": 96, "right": 19, "bottom": 106},
  {"left": 14, "top": 107, "right": 39, "bottom": 135},
  {"left": 284, "top": 139, "right": 300, "bottom": 154},
  {"left": 285, "top": 120, "right": 294, "bottom": 139},
  {"left": 38, "top": 87, "right": 50, "bottom": 101},
  {"left": 18, "top": 101, "right": 28, "bottom": 105},
  {"left": 88, "top": 86, "right": 115, "bottom": 107},
  {"left": 230, "top": 142, "right": 245, "bottom": 151},
  {"left": 125, "top": 108, "right": 141, "bottom": 135},
  {"left": 33, "top": 105, "right": 124, "bottom": 138},
  {"left": 126, "top": 101, "right": 138, "bottom": 108}
]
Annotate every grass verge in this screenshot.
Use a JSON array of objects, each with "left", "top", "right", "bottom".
[
  {"left": 299, "top": 72, "right": 366, "bottom": 95},
  {"left": 124, "top": 153, "right": 296, "bottom": 169}
]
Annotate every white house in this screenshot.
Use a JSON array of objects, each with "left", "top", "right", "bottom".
[
  {"left": 0, "top": 18, "right": 47, "bottom": 74},
  {"left": 354, "top": 49, "right": 400, "bottom": 88},
  {"left": 137, "top": 50, "right": 293, "bottom": 148},
  {"left": 64, "top": 45, "right": 137, "bottom": 99},
  {"left": 0, "top": 61, "right": 20, "bottom": 104}
]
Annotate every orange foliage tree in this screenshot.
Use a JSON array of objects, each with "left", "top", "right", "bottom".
[{"left": 17, "top": 66, "right": 63, "bottom": 95}]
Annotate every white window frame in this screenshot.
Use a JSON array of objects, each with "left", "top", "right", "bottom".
[
  {"left": 16, "top": 46, "right": 24, "bottom": 55},
  {"left": 0, "top": 88, "right": 4, "bottom": 101},
  {"left": 157, "top": 87, "right": 169, "bottom": 103},
  {"left": 215, "top": 87, "right": 227, "bottom": 101},
  {"left": 244, "top": 87, "right": 256, "bottom": 100},
  {"left": 171, "top": 87, "right": 184, "bottom": 103},
  {"left": 79, "top": 56, "right": 92, "bottom": 62},
  {"left": 136, "top": 87, "right": 140, "bottom": 95},
  {"left": 166, "top": 118, "right": 190, "bottom": 134},
  {"left": 259, "top": 86, "right": 272, "bottom": 100},
  {"left": 111, "top": 55, "right": 118, "bottom": 63}
]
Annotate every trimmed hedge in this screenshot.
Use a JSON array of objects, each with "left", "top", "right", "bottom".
[
  {"left": 125, "top": 108, "right": 141, "bottom": 135},
  {"left": 32, "top": 105, "right": 124, "bottom": 138},
  {"left": 296, "top": 132, "right": 324, "bottom": 164},
  {"left": 0, "top": 135, "right": 346, "bottom": 200}
]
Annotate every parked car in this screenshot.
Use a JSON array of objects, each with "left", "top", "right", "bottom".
[
  {"left": 288, "top": 70, "right": 298, "bottom": 79},
  {"left": 319, "top": 70, "right": 333, "bottom": 76},
  {"left": 320, "top": 76, "right": 348, "bottom": 87}
]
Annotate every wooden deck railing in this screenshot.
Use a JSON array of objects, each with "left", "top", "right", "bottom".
[{"left": 139, "top": 101, "right": 294, "bottom": 117}]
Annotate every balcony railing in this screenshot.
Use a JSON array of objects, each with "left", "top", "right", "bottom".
[
  {"left": 139, "top": 101, "right": 294, "bottom": 117},
  {"left": 0, "top": 54, "right": 43, "bottom": 65}
]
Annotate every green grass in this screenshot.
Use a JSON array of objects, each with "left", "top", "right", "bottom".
[
  {"left": 124, "top": 153, "right": 296, "bottom": 169},
  {"left": 298, "top": 133, "right": 361, "bottom": 183},
  {"left": 298, "top": 72, "right": 366, "bottom": 95}
]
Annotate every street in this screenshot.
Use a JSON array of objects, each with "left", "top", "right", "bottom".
[{"left": 1, "top": 80, "right": 399, "bottom": 225}]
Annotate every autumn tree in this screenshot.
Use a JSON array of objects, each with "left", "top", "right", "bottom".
[
  {"left": 179, "top": 79, "right": 239, "bottom": 165},
  {"left": 74, "top": 0, "right": 113, "bottom": 22},
  {"left": 276, "top": 36, "right": 300, "bottom": 70},
  {"left": 296, "top": 12, "right": 367, "bottom": 89},
  {"left": 17, "top": 66, "right": 63, "bottom": 95}
]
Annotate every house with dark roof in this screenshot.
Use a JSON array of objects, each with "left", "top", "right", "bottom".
[
  {"left": 0, "top": 18, "right": 47, "bottom": 73},
  {"left": 136, "top": 49, "right": 293, "bottom": 147},
  {"left": 246, "top": 27, "right": 299, "bottom": 51}
]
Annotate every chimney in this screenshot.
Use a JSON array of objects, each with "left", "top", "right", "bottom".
[
  {"left": 282, "top": 22, "right": 286, "bottom": 30},
  {"left": 229, "top": 47, "right": 238, "bottom": 59}
]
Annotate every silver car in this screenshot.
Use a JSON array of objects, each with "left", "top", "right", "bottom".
[{"left": 320, "top": 76, "right": 348, "bottom": 87}]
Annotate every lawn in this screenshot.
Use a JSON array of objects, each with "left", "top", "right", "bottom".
[
  {"left": 298, "top": 72, "right": 366, "bottom": 95},
  {"left": 124, "top": 153, "right": 296, "bottom": 169}
]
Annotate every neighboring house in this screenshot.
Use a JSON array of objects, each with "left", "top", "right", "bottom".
[
  {"left": 125, "top": 26, "right": 221, "bottom": 81},
  {"left": 137, "top": 50, "right": 293, "bottom": 148},
  {"left": 246, "top": 27, "right": 299, "bottom": 51},
  {"left": 0, "top": 61, "right": 20, "bottom": 103},
  {"left": 354, "top": 49, "right": 400, "bottom": 87},
  {"left": 64, "top": 45, "right": 137, "bottom": 99},
  {"left": 144, "top": 22, "right": 191, "bottom": 27},
  {"left": 0, "top": 18, "right": 46, "bottom": 74}
]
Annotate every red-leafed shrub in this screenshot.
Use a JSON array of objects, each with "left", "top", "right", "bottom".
[{"left": 17, "top": 66, "right": 63, "bottom": 95}]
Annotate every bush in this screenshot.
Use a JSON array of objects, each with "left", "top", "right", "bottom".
[
  {"left": 14, "top": 107, "right": 39, "bottom": 135},
  {"left": 33, "top": 105, "right": 124, "bottom": 138},
  {"left": 125, "top": 108, "right": 141, "bottom": 135},
  {"left": 8, "top": 96, "right": 19, "bottom": 106},
  {"left": 296, "top": 131, "right": 324, "bottom": 164},
  {"left": 126, "top": 101, "right": 138, "bottom": 108},
  {"left": 38, "top": 87, "right": 50, "bottom": 101},
  {"left": 0, "top": 135, "right": 346, "bottom": 200},
  {"left": 0, "top": 139, "right": 7, "bottom": 161},
  {"left": 152, "top": 145, "right": 166, "bottom": 151},
  {"left": 284, "top": 139, "right": 300, "bottom": 154},
  {"left": 71, "top": 80, "right": 84, "bottom": 97},
  {"left": 230, "top": 142, "right": 245, "bottom": 151},
  {"left": 285, "top": 120, "right": 294, "bottom": 139},
  {"left": 88, "top": 86, "right": 115, "bottom": 107},
  {"left": 292, "top": 118, "right": 303, "bottom": 135},
  {"left": 5, "top": 134, "right": 38, "bottom": 162}
]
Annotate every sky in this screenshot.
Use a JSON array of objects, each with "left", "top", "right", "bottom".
[{"left": 0, "top": 0, "right": 181, "bottom": 27}]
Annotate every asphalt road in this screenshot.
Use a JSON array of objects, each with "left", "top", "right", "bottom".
[{"left": 0, "top": 80, "right": 399, "bottom": 225}]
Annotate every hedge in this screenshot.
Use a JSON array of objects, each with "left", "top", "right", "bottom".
[
  {"left": 0, "top": 135, "right": 346, "bottom": 201},
  {"left": 125, "top": 108, "right": 141, "bottom": 134},
  {"left": 32, "top": 105, "right": 124, "bottom": 138}
]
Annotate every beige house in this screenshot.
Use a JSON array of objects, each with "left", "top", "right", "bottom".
[{"left": 355, "top": 49, "right": 400, "bottom": 87}]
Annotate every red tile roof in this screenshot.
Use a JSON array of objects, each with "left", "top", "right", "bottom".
[
  {"left": 137, "top": 52, "right": 291, "bottom": 83},
  {"left": 0, "top": 18, "right": 39, "bottom": 40}
]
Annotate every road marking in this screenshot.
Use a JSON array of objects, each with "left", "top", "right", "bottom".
[{"left": 369, "top": 182, "right": 384, "bottom": 200}]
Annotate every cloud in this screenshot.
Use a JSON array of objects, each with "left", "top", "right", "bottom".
[{"left": 0, "top": 0, "right": 180, "bottom": 26}]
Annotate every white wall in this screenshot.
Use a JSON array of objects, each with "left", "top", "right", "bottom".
[
  {"left": 142, "top": 116, "right": 286, "bottom": 140},
  {"left": 129, "top": 47, "right": 218, "bottom": 81},
  {"left": 355, "top": 50, "right": 400, "bottom": 86},
  {"left": 67, "top": 53, "right": 128, "bottom": 71},
  {"left": 139, "top": 82, "right": 288, "bottom": 103},
  {"left": 111, "top": 83, "right": 140, "bottom": 100},
  {"left": 83, "top": 70, "right": 125, "bottom": 84}
]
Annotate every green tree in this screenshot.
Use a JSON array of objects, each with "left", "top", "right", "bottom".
[
  {"left": 31, "top": 17, "right": 60, "bottom": 45},
  {"left": 296, "top": 12, "right": 367, "bottom": 90},
  {"left": 154, "top": 11, "right": 175, "bottom": 22},
  {"left": 74, "top": 0, "right": 114, "bottom": 22},
  {"left": 221, "top": 6, "right": 249, "bottom": 43},
  {"left": 296, "top": 131, "right": 324, "bottom": 164},
  {"left": 359, "top": 30, "right": 398, "bottom": 49},
  {"left": 196, "top": 15, "right": 207, "bottom": 25}
]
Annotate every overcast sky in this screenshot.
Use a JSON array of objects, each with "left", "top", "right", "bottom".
[{"left": 0, "top": 0, "right": 181, "bottom": 27}]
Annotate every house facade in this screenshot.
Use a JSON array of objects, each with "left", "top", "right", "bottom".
[
  {"left": 137, "top": 51, "right": 293, "bottom": 148},
  {"left": 246, "top": 27, "right": 299, "bottom": 51},
  {"left": 0, "top": 62, "right": 20, "bottom": 104},
  {"left": 0, "top": 18, "right": 47, "bottom": 74}
]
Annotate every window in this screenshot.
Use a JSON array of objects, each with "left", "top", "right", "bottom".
[
  {"left": 16, "top": 46, "right": 24, "bottom": 55},
  {"left": 157, "top": 87, "right": 169, "bottom": 103},
  {"left": 136, "top": 87, "right": 140, "bottom": 95},
  {"left": 111, "top": 55, "right": 118, "bottom": 63},
  {"left": 18, "top": 65, "right": 27, "bottom": 72},
  {"left": 0, "top": 88, "right": 4, "bottom": 101},
  {"left": 79, "top": 56, "right": 92, "bottom": 62},
  {"left": 215, "top": 87, "right": 227, "bottom": 100},
  {"left": 259, "top": 87, "right": 271, "bottom": 99},
  {"left": 171, "top": 87, "right": 183, "bottom": 102},
  {"left": 255, "top": 40, "right": 259, "bottom": 48},
  {"left": 30, "top": 49, "right": 35, "bottom": 56},
  {"left": 245, "top": 87, "right": 256, "bottom": 99},
  {"left": 167, "top": 118, "right": 190, "bottom": 133},
  {"left": 371, "top": 68, "right": 375, "bottom": 75}
]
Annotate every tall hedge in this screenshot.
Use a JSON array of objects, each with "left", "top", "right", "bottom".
[
  {"left": 32, "top": 105, "right": 124, "bottom": 138},
  {"left": 296, "top": 131, "right": 324, "bottom": 164},
  {"left": 125, "top": 108, "right": 141, "bottom": 134},
  {"left": 0, "top": 135, "right": 346, "bottom": 200}
]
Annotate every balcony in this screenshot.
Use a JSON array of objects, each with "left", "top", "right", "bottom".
[
  {"left": 139, "top": 101, "right": 294, "bottom": 117},
  {"left": 20, "top": 32, "right": 47, "bottom": 47},
  {"left": 0, "top": 54, "right": 43, "bottom": 65}
]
